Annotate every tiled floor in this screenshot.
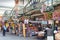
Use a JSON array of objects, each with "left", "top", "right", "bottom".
[
  {"left": 0, "top": 32, "right": 37, "bottom": 40},
  {"left": 1, "top": 30, "right": 60, "bottom": 40}
]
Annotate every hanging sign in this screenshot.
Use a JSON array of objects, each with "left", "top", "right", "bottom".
[{"left": 41, "top": 20, "right": 47, "bottom": 24}]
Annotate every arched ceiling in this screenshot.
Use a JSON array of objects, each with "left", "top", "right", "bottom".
[{"left": 0, "top": 0, "right": 28, "bottom": 16}]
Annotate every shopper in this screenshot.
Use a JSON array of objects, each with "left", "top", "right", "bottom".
[
  {"left": 38, "top": 24, "right": 43, "bottom": 31},
  {"left": 55, "top": 25, "right": 58, "bottom": 31},
  {"left": 20, "top": 22, "right": 23, "bottom": 34},
  {"left": 37, "top": 24, "right": 45, "bottom": 40},
  {"left": 46, "top": 25, "right": 53, "bottom": 40},
  {"left": 26, "top": 24, "right": 30, "bottom": 37},
  {"left": 15, "top": 24, "right": 19, "bottom": 36},
  {"left": 2, "top": 25, "right": 7, "bottom": 36}
]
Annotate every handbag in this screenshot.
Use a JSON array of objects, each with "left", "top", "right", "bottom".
[{"left": 38, "top": 31, "right": 44, "bottom": 37}]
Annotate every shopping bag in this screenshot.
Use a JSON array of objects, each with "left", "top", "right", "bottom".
[
  {"left": 12, "top": 30, "right": 15, "bottom": 33},
  {"left": 47, "top": 36, "right": 53, "bottom": 40}
]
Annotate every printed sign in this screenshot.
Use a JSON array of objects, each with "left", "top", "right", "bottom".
[{"left": 41, "top": 21, "right": 47, "bottom": 24}]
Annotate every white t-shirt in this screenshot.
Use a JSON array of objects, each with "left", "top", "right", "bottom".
[{"left": 24, "top": 19, "right": 29, "bottom": 24}]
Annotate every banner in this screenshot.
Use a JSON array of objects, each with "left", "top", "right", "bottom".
[
  {"left": 15, "top": 0, "right": 19, "bottom": 4},
  {"left": 53, "top": 11, "right": 60, "bottom": 20}
]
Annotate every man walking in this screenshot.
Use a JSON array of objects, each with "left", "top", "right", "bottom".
[{"left": 2, "top": 25, "right": 7, "bottom": 36}]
